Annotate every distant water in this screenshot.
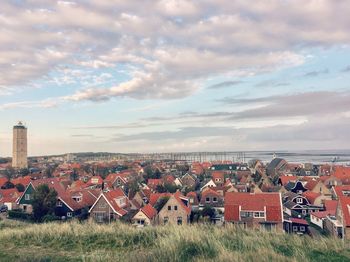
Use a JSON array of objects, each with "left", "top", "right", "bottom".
[
  {"left": 236, "top": 150, "right": 350, "bottom": 164},
  {"left": 170, "top": 150, "right": 350, "bottom": 164}
]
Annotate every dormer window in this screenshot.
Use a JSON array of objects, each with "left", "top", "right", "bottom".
[
  {"left": 342, "top": 190, "right": 350, "bottom": 197},
  {"left": 72, "top": 196, "right": 82, "bottom": 202}
]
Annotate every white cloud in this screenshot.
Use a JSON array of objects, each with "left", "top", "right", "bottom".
[{"left": 0, "top": 0, "right": 350, "bottom": 101}]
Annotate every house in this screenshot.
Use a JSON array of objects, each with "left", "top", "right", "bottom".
[
  {"left": 17, "top": 178, "right": 67, "bottom": 213},
  {"left": 201, "top": 179, "right": 216, "bottom": 191},
  {"left": 0, "top": 188, "right": 21, "bottom": 210},
  {"left": 211, "top": 171, "right": 225, "bottom": 186},
  {"left": 55, "top": 189, "right": 99, "bottom": 219},
  {"left": 284, "top": 218, "right": 309, "bottom": 234},
  {"left": 174, "top": 177, "right": 182, "bottom": 187},
  {"left": 266, "top": 158, "right": 288, "bottom": 178},
  {"left": 89, "top": 189, "right": 128, "bottom": 223},
  {"left": 302, "top": 191, "right": 330, "bottom": 206},
  {"left": 85, "top": 176, "right": 103, "bottom": 189},
  {"left": 186, "top": 191, "right": 199, "bottom": 210},
  {"left": 319, "top": 175, "right": 342, "bottom": 188},
  {"left": 200, "top": 187, "right": 224, "bottom": 210},
  {"left": 328, "top": 185, "right": 350, "bottom": 239},
  {"left": 331, "top": 167, "right": 350, "bottom": 185},
  {"left": 310, "top": 209, "right": 336, "bottom": 229},
  {"left": 305, "top": 179, "right": 331, "bottom": 196},
  {"left": 147, "top": 179, "right": 163, "bottom": 191},
  {"left": 104, "top": 173, "right": 128, "bottom": 189},
  {"left": 224, "top": 192, "right": 283, "bottom": 231},
  {"left": 282, "top": 192, "right": 322, "bottom": 217},
  {"left": 152, "top": 191, "right": 191, "bottom": 225},
  {"left": 132, "top": 204, "right": 157, "bottom": 226},
  {"left": 181, "top": 173, "right": 196, "bottom": 189}
]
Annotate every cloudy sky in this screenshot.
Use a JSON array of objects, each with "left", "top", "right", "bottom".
[{"left": 1, "top": 0, "right": 350, "bottom": 156}]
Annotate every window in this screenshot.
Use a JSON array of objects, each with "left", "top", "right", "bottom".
[
  {"left": 67, "top": 212, "right": 72, "bottom": 218},
  {"left": 254, "top": 212, "right": 265, "bottom": 218},
  {"left": 296, "top": 198, "right": 303, "bottom": 204},
  {"left": 302, "top": 210, "right": 307, "bottom": 215},
  {"left": 116, "top": 179, "right": 121, "bottom": 185},
  {"left": 25, "top": 194, "right": 30, "bottom": 201},
  {"left": 206, "top": 197, "right": 210, "bottom": 203},
  {"left": 293, "top": 226, "right": 298, "bottom": 231},
  {"left": 137, "top": 219, "right": 145, "bottom": 225},
  {"left": 164, "top": 217, "right": 169, "bottom": 224},
  {"left": 57, "top": 201, "right": 63, "bottom": 207},
  {"left": 174, "top": 205, "right": 178, "bottom": 211},
  {"left": 177, "top": 217, "right": 183, "bottom": 225},
  {"left": 240, "top": 211, "right": 253, "bottom": 218},
  {"left": 213, "top": 197, "right": 218, "bottom": 202},
  {"left": 168, "top": 206, "right": 171, "bottom": 211},
  {"left": 300, "top": 226, "right": 305, "bottom": 232},
  {"left": 189, "top": 198, "right": 194, "bottom": 204}
]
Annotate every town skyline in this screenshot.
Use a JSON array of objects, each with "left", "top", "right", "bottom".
[{"left": 1, "top": 1, "right": 350, "bottom": 156}]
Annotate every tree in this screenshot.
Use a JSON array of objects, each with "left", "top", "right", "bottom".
[
  {"left": 19, "top": 168, "right": 30, "bottom": 177},
  {"left": 70, "top": 169, "right": 79, "bottom": 181},
  {"left": 201, "top": 205, "right": 215, "bottom": 219},
  {"left": 32, "top": 184, "right": 57, "bottom": 222},
  {"left": 4, "top": 168, "right": 15, "bottom": 180},
  {"left": 156, "top": 184, "right": 167, "bottom": 193},
  {"left": 154, "top": 196, "right": 170, "bottom": 212},
  {"left": 15, "top": 183, "right": 25, "bottom": 192},
  {"left": 1, "top": 181, "right": 14, "bottom": 189}
]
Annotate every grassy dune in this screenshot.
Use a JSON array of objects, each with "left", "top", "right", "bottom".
[{"left": 0, "top": 219, "right": 349, "bottom": 262}]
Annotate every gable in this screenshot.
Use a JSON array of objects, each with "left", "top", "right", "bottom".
[{"left": 18, "top": 183, "right": 35, "bottom": 204}]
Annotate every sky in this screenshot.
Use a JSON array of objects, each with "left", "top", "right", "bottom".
[{"left": 1, "top": 0, "right": 350, "bottom": 156}]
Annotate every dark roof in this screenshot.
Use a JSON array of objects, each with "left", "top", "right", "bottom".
[{"left": 267, "top": 158, "right": 286, "bottom": 170}]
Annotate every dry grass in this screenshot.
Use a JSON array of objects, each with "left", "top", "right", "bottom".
[{"left": 0, "top": 219, "right": 349, "bottom": 262}]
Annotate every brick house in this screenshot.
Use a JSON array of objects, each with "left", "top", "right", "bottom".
[
  {"left": 152, "top": 191, "right": 191, "bottom": 225},
  {"left": 132, "top": 204, "right": 157, "bottom": 226},
  {"left": 200, "top": 187, "right": 224, "bottom": 209}
]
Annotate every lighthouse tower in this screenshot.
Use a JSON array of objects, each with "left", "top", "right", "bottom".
[{"left": 12, "top": 121, "right": 28, "bottom": 169}]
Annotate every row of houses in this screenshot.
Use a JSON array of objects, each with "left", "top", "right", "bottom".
[{"left": 2, "top": 161, "right": 350, "bottom": 239}]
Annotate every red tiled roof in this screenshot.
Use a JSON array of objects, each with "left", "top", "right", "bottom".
[
  {"left": 333, "top": 167, "right": 350, "bottom": 184},
  {"left": 31, "top": 178, "right": 67, "bottom": 196},
  {"left": 290, "top": 218, "right": 309, "bottom": 225},
  {"left": 304, "top": 180, "right": 320, "bottom": 191},
  {"left": 333, "top": 186, "right": 350, "bottom": 227},
  {"left": 0, "top": 177, "right": 8, "bottom": 188},
  {"left": 225, "top": 192, "right": 282, "bottom": 223},
  {"left": 103, "top": 189, "right": 128, "bottom": 216},
  {"left": 149, "top": 192, "right": 172, "bottom": 206},
  {"left": 324, "top": 200, "right": 338, "bottom": 212},
  {"left": 86, "top": 176, "right": 103, "bottom": 186},
  {"left": 163, "top": 175, "right": 175, "bottom": 184},
  {"left": 302, "top": 191, "right": 321, "bottom": 205},
  {"left": 60, "top": 189, "right": 99, "bottom": 211},
  {"left": 202, "top": 187, "right": 221, "bottom": 198},
  {"left": 279, "top": 175, "right": 297, "bottom": 186},
  {"left": 212, "top": 171, "right": 224, "bottom": 181},
  {"left": 311, "top": 210, "right": 335, "bottom": 219},
  {"left": 0, "top": 188, "right": 21, "bottom": 203},
  {"left": 11, "top": 176, "right": 31, "bottom": 186},
  {"left": 140, "top": 204, "right": 157, "bottom": 219}
]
